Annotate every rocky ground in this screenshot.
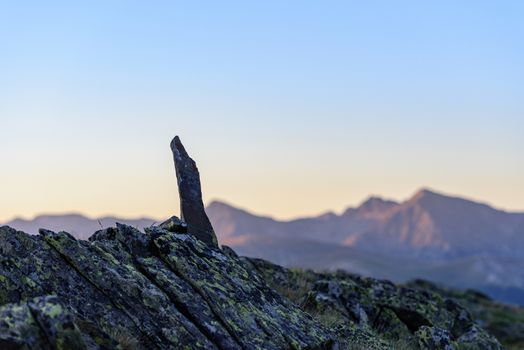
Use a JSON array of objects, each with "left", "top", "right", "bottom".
[
  {"left": 249, "top": 256, "right": 524, "bottom": 350},
  {"left": 0, "top": 220, "right": 516, "bottom": 349},
  {"left": 0, "top": 136, "right": 520, "bottom": 349}
]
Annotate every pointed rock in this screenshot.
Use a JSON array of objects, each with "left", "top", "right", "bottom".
[{"left": 170, "top": 136, "right": 218, "bottom": 247}]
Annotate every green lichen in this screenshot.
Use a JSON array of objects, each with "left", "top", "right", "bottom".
[{"left": 252, "top": 258, "right": 506, "bottom": 350}]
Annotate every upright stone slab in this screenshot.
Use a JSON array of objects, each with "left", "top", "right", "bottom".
[{"left": 170, "top": 136, "right": 218, "bottom": 247}]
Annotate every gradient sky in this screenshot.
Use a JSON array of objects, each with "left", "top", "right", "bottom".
[{"left": 1, "top": 1, "right": 523, "bottom": 222}]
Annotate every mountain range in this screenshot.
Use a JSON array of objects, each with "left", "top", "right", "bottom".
[
  {"left": 206, "top": 189, "right": 524, "bottom": 305},
  {"left": 208, "top": 189, "right": 524, "bottom": 260},
  {"left": 4, "top": 188, "right": 524, "bottom": 305}
]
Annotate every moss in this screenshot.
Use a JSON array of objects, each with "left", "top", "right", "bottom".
[
  {"left": 252, "top": 259, "right": 506, "bottom": 350},
  {"left": 23, "top": 276, "right": 37, "bottom": 288},
  {"left": 107, "top": 327, "right": 141, "bottom": 350},
  {"left": 407, "top": 279, "right": 524, "bottom": 349}
]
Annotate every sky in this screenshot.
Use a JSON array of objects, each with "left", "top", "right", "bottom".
[{"left": 1, "top": 1, "right": 523, "bottom": 222}]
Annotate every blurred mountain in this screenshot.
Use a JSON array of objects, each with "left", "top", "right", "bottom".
[
  {"left": 207, "top": 189, "right": 524, "bottom": 305},
  {"left": 345, "top": 189, "right": 524, "bottom": 259},
  {"left": 208, "top": 189, "right": 524, "bottom": 260}
]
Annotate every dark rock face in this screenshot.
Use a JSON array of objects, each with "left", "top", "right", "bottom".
[
  {"left": 0, "top": 224, "right": 333, "bottom": 349},
  {"left": 170, "top": 136, "right": 218, "bottom": 247}
]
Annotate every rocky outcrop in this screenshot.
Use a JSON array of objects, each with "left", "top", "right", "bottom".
[
  {"left": 170, "top": 136, "right": 218, "bottom": 247},
  {"left": 249, "top": 258, "right": 504, "bottom": 350},
  {"left": 406, "top": 279, "right": 524, "bottom": 349},
  {"left": 0, "top": 224, "right": 333, "bottom": 349}
]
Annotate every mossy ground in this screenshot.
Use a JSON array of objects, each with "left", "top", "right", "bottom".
[
  {"left": 407, "top": 280, "right": 524, "bottom": 350},
  {"left": 0, "top": 225, "right": 518, "bottom": 349},
  {"left": 252, "top": 259, "right": 516, "bottom": 350}
]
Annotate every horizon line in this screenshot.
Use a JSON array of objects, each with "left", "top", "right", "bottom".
[{"left": 3, "top": 186, "right": 522, "bottom": 224}]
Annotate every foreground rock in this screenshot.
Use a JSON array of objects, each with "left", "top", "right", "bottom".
[
  {"left": 170, "top": 136, "right": 218, "bottom": 247},
  {"left": 0, "top": 224, "right": 333, "bottom": 349},
  {"left": 406, "top": 279, "right": 524, "bottom": 349},
  {"left": 0, "top": 295, "right": 87, "bottom": 350},
  {"left": 0, "top": 222, "right": 507, "bottom": 349}
]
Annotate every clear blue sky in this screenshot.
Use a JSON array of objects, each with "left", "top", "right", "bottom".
[{"left": 1, "top": 1, "right": 523, "bottom": 221}]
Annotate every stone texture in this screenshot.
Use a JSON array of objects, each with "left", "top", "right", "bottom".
[
  {"left": 170, "top": 136, "right": 218, "bottom": 247},
  {"left": 250, "top": 258, "right": 504, "bottom": 350},
  {"left": 0, "top": 295, "right": 87, "bottom": 350},
  {"left": 0, "top": 224, "right": 334, "bottom": 349},
  {"left": 0, "top": 223, "right": 507, "bottom": 350}
]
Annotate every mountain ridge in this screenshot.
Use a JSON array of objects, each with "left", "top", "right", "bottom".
[{"left": 207, "top": 188, "right": 524, "bottom": 259}]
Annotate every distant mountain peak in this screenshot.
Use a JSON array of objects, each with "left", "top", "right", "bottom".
[
  {"left": 412, "top": 188, "right": 443, "bottom": 199},
  {"left": 407, "top": 188, "right": 494, "bottom": 211},
  {"left": 357, "top": 196, "right": 398, "bottom": 214},
  {"left": 207, "top": 200, "right": 236, "bottom": 210},
  {"left": 206, "top": 200, "right": 264, "bottom": 219},
  {"left": 316, "top": 211, "right": 338, "bottom": 220},
  {"left": 9, "top": 212, "right": 89, "bottom": 222},
  {"left": 360, "top": 196, "right": 398, "bottom": 206}
]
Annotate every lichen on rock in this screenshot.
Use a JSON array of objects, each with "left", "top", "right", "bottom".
[
  {"left": 0, "top": 223, "right": 335, "bottom": 349},
  {"left": 0, "top": 295, "right": 87, "bottom": 350},
  {"left": 250, "top": 258, "right": 504, "bottom": 350}
]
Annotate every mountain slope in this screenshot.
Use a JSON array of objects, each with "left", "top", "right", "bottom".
[
  {"left": 207, "top": 189, "right": 524, "bottom": 260},
  {"left": 349, "top": 189, "right": 524, "bottom": 259}
]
